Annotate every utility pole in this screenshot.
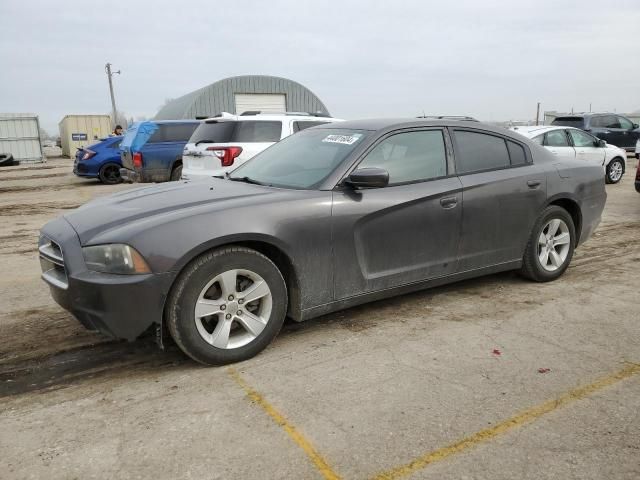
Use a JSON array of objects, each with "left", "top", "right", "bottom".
[
  {"left": 535, "top": 102, "right": 540, "bottom": 126},
  {"left": 105, "top": 63, "right": 120, "bottom": 129}
]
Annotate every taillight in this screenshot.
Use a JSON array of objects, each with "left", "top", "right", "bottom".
[
  {"left": 206, "top": 146, "right": 243, "bottom": 167},
  {"left": 133, "top": 152, "right": 143, "bottom": 168},
  {"left": 81, "top": 149, "right": 96, "bottom": 161}
]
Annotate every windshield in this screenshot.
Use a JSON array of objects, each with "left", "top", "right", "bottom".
[{"left": 228, "top": 128, "right": 369, "bottom": 189}]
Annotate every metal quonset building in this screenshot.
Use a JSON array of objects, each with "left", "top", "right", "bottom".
[{"left": 155, "top": 75, "right": 330, "bottom": 120}]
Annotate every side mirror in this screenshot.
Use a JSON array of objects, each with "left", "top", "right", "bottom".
[
  {"left": 345, "top": 167, "right": 389, "bottom": 189},
  {"left": 633, "top": 123, "right": 639, "bottom": 129},
  {"left": 597, "top": 139, "right": 606, "bottom": 147}
]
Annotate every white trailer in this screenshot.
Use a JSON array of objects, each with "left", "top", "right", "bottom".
[{"left": 58, "top": 115, "right": 112, "bottom": 158}]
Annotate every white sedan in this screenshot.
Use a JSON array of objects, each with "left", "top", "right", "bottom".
[{"left": 510, "top": 126, "right": 627, "bottom": 184}]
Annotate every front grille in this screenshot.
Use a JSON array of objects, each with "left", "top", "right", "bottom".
[{"left": 39, "top": 235, "right": 68, "bottom": 289}]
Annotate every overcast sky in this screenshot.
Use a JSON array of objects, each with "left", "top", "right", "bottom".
[{"left": 2, "top": 0, "right": 639, "bottom": 133}]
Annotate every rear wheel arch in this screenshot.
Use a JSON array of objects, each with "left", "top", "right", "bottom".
[{"left": 546, "top": 197, "right": 582, "bottom": 244}]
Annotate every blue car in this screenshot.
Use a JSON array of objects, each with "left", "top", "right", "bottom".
[
  {"left": 119, "top": 120, "right": 200, "bottom": 183},
  {"left": 73, "top": 136, "right": 123, "bottom": 184}
]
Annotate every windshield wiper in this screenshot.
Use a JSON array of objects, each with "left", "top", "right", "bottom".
[
  {"left": 228, "top": 176, "right": 270, "bottom": 186},
  {"left": 194, "top": 139, "right": 216, "bottom": 146}
]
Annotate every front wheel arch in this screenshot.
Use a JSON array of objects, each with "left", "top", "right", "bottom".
[{"left": 165, "top": 237, "right": 301, "bottom": 321}]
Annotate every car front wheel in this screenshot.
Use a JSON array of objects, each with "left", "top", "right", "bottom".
[
  {"left": 605, "top": 158, "right": 624, "bottom": 184},
  {"left": 166, "top": 246, "right": 287, "bottom": 365},
  {"left": 520, "top": 206, "right": 575, "bottom": 282}
]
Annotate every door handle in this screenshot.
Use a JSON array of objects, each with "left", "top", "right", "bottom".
[
  {"left": 527, "top": 180, "right": 541, "bottom": 188},
  {"left": 440, "top": 196, "right": 458, "bottom": 208}
]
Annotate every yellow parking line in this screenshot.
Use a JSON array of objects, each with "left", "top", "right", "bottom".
[
  {"left": 371, "top": 363, "right": 640, "bottom": 480},
  {"left": 228, "top": 367, "right": 342, "bottom": 480}
]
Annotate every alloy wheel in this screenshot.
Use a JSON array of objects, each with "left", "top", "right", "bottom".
[
  {"left": 104, "top": 165, "right": 120, "bottom": 182},
  {"left": 537, "top": 219, "right": 571, "bottom": 272},
  {"left": 608, "top": 160, "right": 623, "bottom": 183},
  {"left": 194, "top": 268, "right": 272, "bottom": 349}
]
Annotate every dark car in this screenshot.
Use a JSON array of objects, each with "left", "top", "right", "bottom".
[
  {"left": 73, "top": 136, "right": 123, "bottom": 184},
  {"left": 635, "top": 161, "right": 640, "bottom": 193},
  {"left": 551, "top": 113, "right": 640, "bottom": 151},
  {"left": 120, "top": 120, "right": 200, "bottom": 183},
  {"left": 39, "top": 119, "right": 606, "bottom": 365}
]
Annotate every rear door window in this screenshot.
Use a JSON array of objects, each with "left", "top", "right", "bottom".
[
  {"left": 603, "top": 115, "right": 621, "bottom": 129},
  {"left": 293, "top": 121, "right": 330, "bottom": 133},
  {"left": 590, "top": 116, "right": 604, "bottom": 128},
  {"left": 234, "top": 121, "right": 282, "bottom": 142},
  {"left": 544, "top": 130, "right": 569, "bottom": 147},
  {"left": 453, "top": 130, "right": 510, "bottom": 173}
]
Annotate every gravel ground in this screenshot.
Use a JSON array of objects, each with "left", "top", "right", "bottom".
[{"left": 0, "top": 157, "right": 638, "bottom": 480}]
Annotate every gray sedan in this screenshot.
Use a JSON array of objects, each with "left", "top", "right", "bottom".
[{"left": 39, "top": 119, "right": 606, "bottom": 365}]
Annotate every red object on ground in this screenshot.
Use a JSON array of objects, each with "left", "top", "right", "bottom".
[
  {"left": 538, "top": 368, "right": 551, "bottom": 374},
  {"left": 492, "top": 349, "right": 501, "bottom": 356}
]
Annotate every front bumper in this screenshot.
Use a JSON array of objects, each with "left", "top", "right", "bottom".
[{"left": 39, "top": 217, "right": 174, "bottom": 341}]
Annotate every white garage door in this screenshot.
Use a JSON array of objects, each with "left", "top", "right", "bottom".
[{"left": 235, "top": 94, "right": 286, "bottom": 115}]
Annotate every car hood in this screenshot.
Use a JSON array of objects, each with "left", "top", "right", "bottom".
[{"left": 64, "top": 179, "right": 278, "bottom": 244}]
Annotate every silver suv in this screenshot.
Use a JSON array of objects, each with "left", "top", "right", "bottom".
[{"left": 181, "top": 112, "right": 343, "bottom": 180}]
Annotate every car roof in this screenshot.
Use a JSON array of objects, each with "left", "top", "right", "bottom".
[
  {"left": 152, "top": 119, "right": 201, "bottom": 124},
  {"left": 314, "top": 118, "right": 512, "bottom": 136},
  {"left": 553, "top": 112, "right": 623, "bottom": 119},
  {"left": 202, "top": 112, "right": 342, "bottom": 123},
  {"left": 510, "top": 125, "right": 587, "bottom": 137}
]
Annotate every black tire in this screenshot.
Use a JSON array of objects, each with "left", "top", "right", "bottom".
[
  {"left": 166, "top": 246, "right": 287, "bottom": 365},
  {"left": 605, "top": 158, "right": 624, "bottom": 184},
  {"left": 170, "top": 164, "right": 182, "bottom": 181},
  {"left": 0, "top": 153, "right": 15, "bottom": 167},
  {"left": 99, "top": 162, "right": 122, "bottom": 185},
  {"left": 520, "top": 205, "right": 576, "bottom": 282}
]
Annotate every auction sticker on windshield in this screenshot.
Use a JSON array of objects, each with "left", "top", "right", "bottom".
[{"left": 322, "top": 134, "right": 362, "bottom": 145}]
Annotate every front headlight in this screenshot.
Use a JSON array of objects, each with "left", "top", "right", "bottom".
[{"left": 82, "top": 244, "right": 151, "bottom": 274}]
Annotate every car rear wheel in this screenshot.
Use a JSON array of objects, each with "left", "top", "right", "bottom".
[
  {"left": 605, "top": 158, "right": 624, "bottom": 184},
  {"left": 520, "top": 206, "right": 575, "bottom": 282},
  {"left": 99, "top": 162, "right": 122, "bottom": 184},
  {"left": 170, "top": 164, "right": 182, "bottom": 181},
  {"left": 166, "top": 246, "right": 287, "bottom": 365}
]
